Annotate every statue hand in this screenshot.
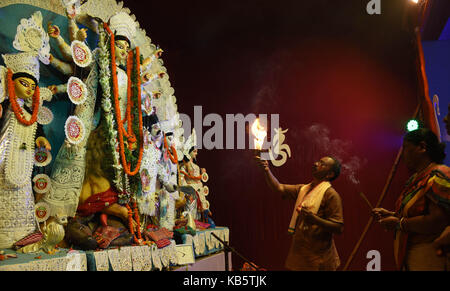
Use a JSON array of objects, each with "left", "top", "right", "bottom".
[
  {"left": 36, "top": 136, "right": 51, "bottom": 151},
  {"left": 142, "top": 73, "right": 151, "bottom": 83},
  {"left": 66, "top": 5, "right": 77, "bottom": 19},
  {"left": 47, "top": 23, "right": 60, "bottom": 38},
  {"left": 201, "top": 168, "right": 206, "bottom": 174},
  {"left": 76, "top": 28, "right": 87, "bottom": 42},
  {"left": 48, "top": 85, "right": 58, "bottom": 95}
]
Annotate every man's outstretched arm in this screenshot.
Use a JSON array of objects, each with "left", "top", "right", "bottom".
[{"left": 256, "top": 157, "right": 301, "bottom": 200}]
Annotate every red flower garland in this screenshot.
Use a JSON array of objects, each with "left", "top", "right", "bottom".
[{"left": 6, "top": 68, "right": 40, "bottom": 126}]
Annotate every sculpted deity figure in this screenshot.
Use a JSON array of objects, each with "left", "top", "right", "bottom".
[
  {"left": 158, "top": 127, "right": 182, "bottom": 230},
  {"left": 0, "top": 11, "right": 54, "bottom": 249},
  {"left": 179, "top": 129, "right": 211, "bottom": 224},
  {"left": 138, "top": 113, "right": 178, "bottom": 229},
  {"left": 65, "top": 11, "right": 158, "bottom": 249}
]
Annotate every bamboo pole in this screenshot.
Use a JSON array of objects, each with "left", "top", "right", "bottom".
[{"left": 342, "top": 104, "right": 420, "bottom": 271}]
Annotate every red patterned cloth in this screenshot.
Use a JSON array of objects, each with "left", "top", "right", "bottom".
[
  {"left": 155, "top": 238, "right": 171, "bottom": 249},
  {"left": 240, "top": 262, "right": 267, "bottom": 271},
  {"left": 77, "top": 188, "right": 119, "bottom": 216},
  {"left": 13, "top": 232, "right": 43, "bottom": 248},
  {"left": 145, "top": 227, "right": 173, "bottom": 241},
  {"left": 394, "top": 164, "right": 450, "bottom": 269},
  {"left": 195, "top": 220, "right": 210, "bottom": 230}
]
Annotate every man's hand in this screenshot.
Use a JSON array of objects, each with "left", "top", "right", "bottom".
[
  {"left": 378, "top": 216, "right": 400, "bottom": 231},
  {"left": 254, "top": 155, "right": 269, "bottom": 172},
  {"left": 432, "top": 226, "right": 450, "bottom": 256},
  {"left": 372, "top": 208, "right": 395, "bottom": 221},
  {"left": 298, "top": 207, "right": 317, "bottom": 224}
]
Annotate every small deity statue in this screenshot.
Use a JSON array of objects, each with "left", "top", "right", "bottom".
[
  {"left": 138, "top": 113, "right": 178, "bottom": 227},
  {"left": 0, "top": 11, "right": 54, "bottom": 249},
  {"left": 158, "top": 130, "right": 182, "bottom": 230},
  {"left": 179, "top": 129, "right": 211, "bottom": 224}
]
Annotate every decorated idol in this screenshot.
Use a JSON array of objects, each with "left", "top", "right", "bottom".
[
  {"left": 64, "top": 11, "right": 146, "bottom": 249},
  {"left": 138, "top": 113, "right": 178, "bottom": 228},
  {"left": 179, "top": 129, "right": 211, "bottom": 224},
  {"left": 42, "top": 3, "right": 101, "bottom": 220},
  {"left": 0, "top": 11, "right": 54, "bottom": 249},
  {"left": 157, "top": 117, "right": 184, "bottom": 230}
]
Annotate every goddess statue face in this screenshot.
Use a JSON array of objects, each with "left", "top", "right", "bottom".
[
  {"left": 190, "top": 149, "right": 198, "bottom": 161},
  {"left": 13, "top": 77, "right": 36, "bottom": 99},
  {"left": 114, "top": 39, "right": 130, "bottom": 65}
]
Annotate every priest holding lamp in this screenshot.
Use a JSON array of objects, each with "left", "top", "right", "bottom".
[{"left": 256, "top": 154, "right": 344, "bottom": 271}]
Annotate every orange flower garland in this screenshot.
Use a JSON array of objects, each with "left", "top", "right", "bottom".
[
  {"left": 104, "top": 23, "right": 144, "bottom": 176},
  {"left": 6, "top": 68, "right": 40, "bottom": 126},
  {"left": 163, "top": 135, "right": 178, "bottom": 164},
  {"left": 180, "top": 169, "right": 202, "bottom": 181},
  {"left": 122, "top": 50, "right": 136, "bottom": 143},
  {"left": 126, "top": 202, "right": 143, "bottom": 244}
]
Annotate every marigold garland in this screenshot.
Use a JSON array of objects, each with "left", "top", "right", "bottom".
[
  {"left": 163, "top": 135, "right": 178, "bottom": 164},
  {"left": 180, "top": 169, "right": 202, "bottom": 181},
  {"left": 7, "top": 68, "right": 40, "bottom": 126},
  {"left": 104, "top": 23, "right": 144, "bottom": 177},
  {"left": 126, "top": 201, "right": 143, "bottom": 245}
]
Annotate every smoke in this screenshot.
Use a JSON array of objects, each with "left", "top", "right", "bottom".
[{"left": 302, "top": 124, "right": 366, "bottom": 185}]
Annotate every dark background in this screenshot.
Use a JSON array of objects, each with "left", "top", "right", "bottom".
[{"left": 124, "top": 0, "right": 449, "bottom": 270}]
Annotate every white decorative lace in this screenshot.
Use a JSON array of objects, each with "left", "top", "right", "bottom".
[{"left": 13, "top": 11, "right": 50, "bottom": 64}]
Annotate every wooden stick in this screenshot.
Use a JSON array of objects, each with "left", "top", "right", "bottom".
[
  {"left": 342, "top": 103, "right": 421, "bottom": 271},
  {"left": 358, "top": 192, "right": 373, "bottom": 210}
]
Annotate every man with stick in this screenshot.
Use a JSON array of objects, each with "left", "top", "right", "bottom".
[{"left": 256, "top": 155, "right": 344, "bottom": 271}]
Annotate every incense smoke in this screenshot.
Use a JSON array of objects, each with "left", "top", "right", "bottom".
[{"left": 302, "top": 124, "right": 366, "bottom": 185}]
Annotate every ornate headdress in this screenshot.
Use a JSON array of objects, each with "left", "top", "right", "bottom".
[
  {"left": 2, "top": 52, "right": 40, "bottom": 83},
  {"left": 109, "top": 12, "right": 136, "bottom": 47},
  {"left": 183, "top": 128, "right": 197, "bottom": 160},
  {"left": 2, "top": 11, "right": 50, "bottom": 83},
  {"left": 12, "top": 11, "right": 50, "bottom": 65}
]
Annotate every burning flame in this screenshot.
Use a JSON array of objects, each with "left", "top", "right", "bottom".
[{"left": 251, "top": 118, "right": 267, "bottom": 150}]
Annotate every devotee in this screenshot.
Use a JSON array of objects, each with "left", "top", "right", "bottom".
[
  {"left": 372, "top": 128, "right": 450, "bottom": 271},
  {"left": 431, "top": 108, "right": 450, "bottom": 260},
  {"left": 256, "top": 155, "right": 344, "bottom": 271}
]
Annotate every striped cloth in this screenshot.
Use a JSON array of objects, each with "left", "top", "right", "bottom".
[
  {"left": 155, "top": 239, "right": 171, "bottom": 249},
  {"left": 394, "top": 164, "right": 450, "bottom": 269},
  {"left": 13, "top": 232, "right": 43, "bottom": 248}
]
